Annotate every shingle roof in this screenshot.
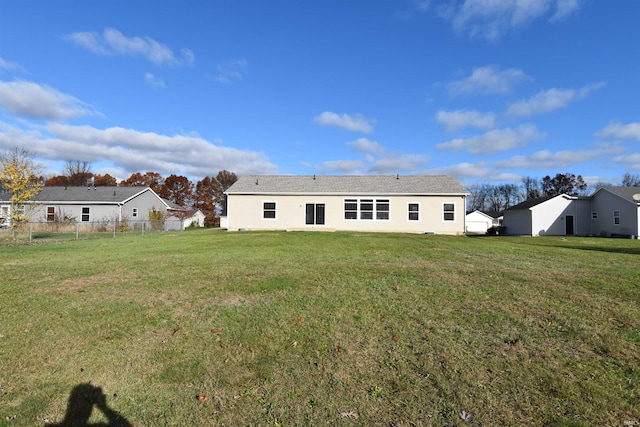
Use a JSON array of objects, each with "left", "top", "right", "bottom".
[
  {"left": 225, "top": 175, "right": 468, "bottom": 195},
  {"left": 600, "top": 186, "right": 640, "bottom": 203},
  {"left": 505, "top": 195, "right": 557, "bottom": 211},
  {"left": 0, "top": 186, "right": 151, "bottom": 204}
]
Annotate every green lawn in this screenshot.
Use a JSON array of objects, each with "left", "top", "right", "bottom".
[{"left": 1, "top": 231, "right": 638, "bottom": 426}]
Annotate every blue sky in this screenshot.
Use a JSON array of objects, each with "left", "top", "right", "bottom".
[{"left": 1, "top": 0, "right": 639, "bottom": 187}]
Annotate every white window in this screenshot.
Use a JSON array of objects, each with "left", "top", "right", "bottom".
[
  {"left": 132, "top": 208, "right": 138, "bottom": 218},
  {"left": 613, "top": 210, "right": 620, "bottom": 225},
  {"left": 344, "top": 199, "right": 389, "bottom": 221},
  {"left": 46, "top": 206, "right": 55, "bottom": 222},
  {"left": 344, "top": 199, "right": 358, "bottom": 220},
  {"left": 81, "top": 207, "right": 90, "bottom": 222},
  {"left": 263, "top": 202, "right": 276, "bottom": 219},
  {"left": 376, "top": 200, "right": 390, "bottom": 220},
  {"left": 408, "top": 203, "right": 420, "bottom": 221},
  {"left": 443, "top": 203, "right": 455, "bottom": 222},
  {"left": 591, "top": 211, "right": 598, "bottom": 219}
]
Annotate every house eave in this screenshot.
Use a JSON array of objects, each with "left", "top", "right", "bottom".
[{"left": 226, "top": 191, "right": 469, "bottom": 197}]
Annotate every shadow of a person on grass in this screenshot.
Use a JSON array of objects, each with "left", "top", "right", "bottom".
[{"left": 45, "top": 383, "right": 132, "bottom": 427}]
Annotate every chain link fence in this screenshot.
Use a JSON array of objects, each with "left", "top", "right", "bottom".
[{"left": 0, "top": 219, "right": 186, "bottom": 244}]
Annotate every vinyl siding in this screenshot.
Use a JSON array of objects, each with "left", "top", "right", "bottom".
[{"left": 227, "top": 194, "right": 466, "bottom": 234}]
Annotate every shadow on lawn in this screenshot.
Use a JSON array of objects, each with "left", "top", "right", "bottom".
[{"left": 46, "top": 383, "right": 132, "bottom": 427}]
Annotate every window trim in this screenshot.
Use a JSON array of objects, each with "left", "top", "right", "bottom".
[
  {"left": 408, "top": 202, "right": 420, "bottom": 222},
  {"left": 591, "top": 211, "right": 598, "bottom": 220},
  {"left": 132, "top": 207, "right": 138, "bottom": 218},
  {"left": 262, "top": 201, "right": 277, "bottom": 220},
  {"left": 344, "top": 199, "right": 358, "bottom": 220},
  {"left": 376, "top": 199, "right": 390, "bottom": 220},
  {"left": 343, "top": 198, "right": 390, "bottom": 221},
  {"left": 81, "top": 206, "right": 91, "bottom": 222},
  {"left": 442, "top": 202, "right": 456, "bottom": 222},
  {"left": 46, "top": 206, "right": 55, "bottom": 222},
  {"left": 613, "top": 210, "right": 620, "bottom": 225}
]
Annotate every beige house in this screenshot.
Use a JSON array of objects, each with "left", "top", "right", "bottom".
[{"left": 224, "top": 175, "right": 468, "bottom": 234}]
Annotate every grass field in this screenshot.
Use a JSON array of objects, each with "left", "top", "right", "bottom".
[{"left": 0, "top": 230, "right": 638, "bottom": 426}]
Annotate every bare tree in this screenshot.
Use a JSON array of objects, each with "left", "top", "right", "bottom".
[
  {"left": 64, "top": 160, "right": 93, "bottom": 186},
  {"left": 521, "top": 176, "right": 541, "bottom": 199},
  {"left": 621, "top": 172, "right": 640, "bottom": 187},
  {"left": 466, "top": 183, "right": 489, "bottom": 212}
]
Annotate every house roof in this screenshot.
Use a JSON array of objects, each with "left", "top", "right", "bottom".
[
  {"left": 466, "top": 210, "right": 494, "bottom": 220},
  {"left": 225, "top": 175, "right": 468, "bottom": 196},
  {"left": 597, "top": 186, "right": 640, "bottom": 203},
  {"left": 481, "top": 210, "right": 503, "bottom": 218},
  {"left": 467, "top": 210, "right": 503, "bottom": 219},
  {"left": 0, "top": 186, "right": 156, "bottom": 204},
  {"left": 505, "top": 195, "right": 557, "bottom": 211}
]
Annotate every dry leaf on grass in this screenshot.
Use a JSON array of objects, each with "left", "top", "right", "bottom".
[
  {"left": 196, "top": 394, "right": 207, "bottom": 404},
  {"left": 340, "top": 411, "right": 358, "bottom": 419}
]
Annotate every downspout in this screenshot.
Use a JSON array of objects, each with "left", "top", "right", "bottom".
[{"left": 462, "top": 195, "right": 467, "bottom": 235}]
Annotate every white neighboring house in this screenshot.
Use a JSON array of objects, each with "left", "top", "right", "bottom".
[
  {"left": 184, "top": 210, "right": 206, "bottom": 228},
  {"left": 465, "top": 210, "right": 502, "bottom": 233},
  {"left": 164, "top": 201, "right": 206, "bottom": 228},
  {"left": 223, "top": 175, "right": 469, "bottom": 234},
  {"left": 0, "top": 186, "right": 180, "bottom": 229},
  {"left": 502, "top": 186, "right": 640, "bottom": 237}
]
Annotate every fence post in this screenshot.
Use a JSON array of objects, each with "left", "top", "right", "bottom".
[
  {"left": 76, "top": 223, "right": 79, "bottom": 240},
  {"left": 29, "top": 222, "right": 32, "bottom": 244}
]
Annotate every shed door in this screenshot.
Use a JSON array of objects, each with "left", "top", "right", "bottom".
[{"left": 565, "top": 215, "right": 574, "bottom": 235}]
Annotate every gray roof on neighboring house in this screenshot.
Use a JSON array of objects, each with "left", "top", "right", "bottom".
[
  {"left": 599, "top": 186, "right": 640, "bottom": 203},
  {"left": 481, "top": 210, "right": 504, "bottom": 218},
  {"left": 505, "top": 195, "right": 557, "bottom": 211},
  {"left": 225, "top": 175, "right": 468, "bottom": 195},
  {"left": 0, "top": 186, "right": 155, "bottom": 204}
]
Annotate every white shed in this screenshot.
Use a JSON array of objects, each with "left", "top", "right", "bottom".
[{"left": 465, "top": 210, "right": 496, "bottom": 233}]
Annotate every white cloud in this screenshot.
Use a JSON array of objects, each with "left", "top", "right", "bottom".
[
  {"left": 313, "top": 112, "right": 376, "bottom": 134},
  {"left": 369, "top": 154, "right": 430, "bottom": 174},
  {"left": 312, "top": 138, "right": 428, "bottom": 175},
  {"left": 613, "top": 153, "right": 640, "bottom": 169},
  {"left": 322, "top": 159, "right": 366, "bottom": 174},
  {"left": 0, "top": 121, "right": 277, "bottom": 178},
  {"left": 550, "top": 0, "right": 582, "bottom": 22},
  {"left": 448, "top": 65, "right": 530, "bottom": 96},
  {"left": 495, "top": 146, "right": 619, "bottom": 170},
  {"left": 0, "top": 80, "right": 97, "bottom": 121},
  {"left": 213, "top": 58, "right": 248, "bottom": 84},
  {"left": 437, "top": 124, "right": 544, "bottom": 154},
  {"left": 347, "top": 137, "right": 386, "bottom": 156},
  {"left": 426, "top": 161, "right": 495, "bottom": 179},
  {"left": 435, "top": 109, "right": 497, "bottom": 131},
  {"left": 63, "top": 28, "right": 194, "bottom": 66},
  {"left": 439, "top": 0, "right": 584, "bottom": 41},
  {"left": 507, "top": 82, "right": 604, "bottom": 116},
  {"left": 0, "top": 57, "right": 23, "bottom": 72},
  {"left": 595, "top": 121, "right": 640, "bottom": 142},
  {"left": 414, "top": 0, "right": 432, "bottom": 13},
  {"left": 144, "top": 73, "right": 165, "bottom": 89}
]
